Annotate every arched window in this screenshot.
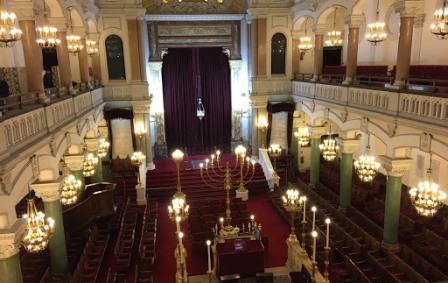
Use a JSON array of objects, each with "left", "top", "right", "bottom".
[
  {"left": 271, "top": 33, "right": 287, "bottom": 75},
  {"left": 105, "top": 35, "right": 126, "bottom": 80}
]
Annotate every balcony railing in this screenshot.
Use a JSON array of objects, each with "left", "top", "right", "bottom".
[
  {"left": 293, "top": 80, "right": 448, "bottom": 127},
  {"left": 0, "top": 87, "right": 104, "bottom": 162},
  {"left": 295, "top": 73, "right": 448, "bottom": 95}
]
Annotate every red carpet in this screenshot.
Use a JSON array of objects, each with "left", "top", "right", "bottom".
[{"left": 153, "top": 193, "right": 289, "bottom": 282}]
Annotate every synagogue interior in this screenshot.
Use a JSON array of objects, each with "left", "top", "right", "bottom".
[{"left": 0, "top": 0, "right": 448, "bottom": 282}]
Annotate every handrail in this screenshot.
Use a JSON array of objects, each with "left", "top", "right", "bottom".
[{"left": 258, "top": 148, "right": 278, "bottom": 190}]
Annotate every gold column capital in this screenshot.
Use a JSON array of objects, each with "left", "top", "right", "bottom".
[
  {"left": 394, "top": 0, "right": 424, "bottom": 18},
  {"left": 378, "top": 156, "right": 413, "bottom": 177}
]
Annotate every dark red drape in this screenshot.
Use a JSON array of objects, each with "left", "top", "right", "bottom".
[
  {"left": 266, "top": 102, "right": 295, "bottom": 150},
  {"left": 162, "top": 48, "right": 231, "bottom": 154}
]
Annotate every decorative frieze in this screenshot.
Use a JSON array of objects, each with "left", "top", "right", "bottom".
[
  {"left": 31, "top": 178, "right": 63, "bottom": 202},
  {"left": 378, "top": 156, "right": 412, "bottom": 177}
]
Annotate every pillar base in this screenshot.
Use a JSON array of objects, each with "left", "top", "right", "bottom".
[
  {"left": 389, "top": 80, "right": 405, "bottom": 90},
  {"left": 342, "top": 77, "right": 353, "bottom": 85},
  {"left": 310, "top": 75, "right": 320, "bottom": 82},
  {"left": 381, "top": 241, "right": 400, "bottom": 254},
  {"left": 135, "top": 183, "right": 147, "bottom": 205},
  {"left": 147, "top": 162, "right": 156, "bottom": 170},
  {"left": 38, "top": 93, "right": 50, "bottom": 105},
  {"left": 236, "top": 189, "right": 249, "bottom": 201}
]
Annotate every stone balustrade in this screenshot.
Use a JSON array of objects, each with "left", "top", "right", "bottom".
[
  {"left": 0, "top": 88, "right": 104, "bottom": 162},
  {"left": 251, "top": 77, "right": 292, "bottom": 97},
  {"left": 293, "top": 81, "right": 448, "bottom": 127}
]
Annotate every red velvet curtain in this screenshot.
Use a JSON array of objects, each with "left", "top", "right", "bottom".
[{"left": 162, "top": 48, "right": 231, "bottom": 155}]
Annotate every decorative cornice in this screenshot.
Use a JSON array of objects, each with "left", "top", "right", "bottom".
[
  {"left": 394, "top": 0, "right": 424, "bottom": 18},
  {"left": 64, "top": 154, "right": 85, "bottom": 171},
  {"left": 346, "top": 14, "right": 364, "bottom": 28},
  {"left": 309, "top": 126, "right": 327, "bottom": 139},
  {"left": 229, "top": 59, "right": 243, "bottom": 70},
  {"left": 31, "top": 178, "right": 63, "bottom": 202},
  {"left": 0, "top": 219, "right": 26, "bottom": 260},
  {"left": 337, "top": 138, "right": 360, "bottom": 154},
  {"left": 378, "top": 156, "right": 413, "bottom": 177},
  {"left": 84, "top": 138, "right": 99, "bottom": 152},
  {"left": 145, "top": 14, "right": 245, "bottom": 22}
]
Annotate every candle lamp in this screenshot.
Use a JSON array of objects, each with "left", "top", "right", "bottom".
[
  {"left": 311, "top": 206, "right": 317, "bottom": 232},
  {"left": 301, "top": 196, "right": 308, "bottom": 249},
  {"left": 311, "top": 230, "right": 318, "bottom": 282},
  {"left": 268, "top": 144, "right": 282, "bottom": 178},
  {"left": 324, "top": 218, "right": 331, "bottom": 282},
  {"left": 206, "top": 240, "right": 212, "bottom": 282}
]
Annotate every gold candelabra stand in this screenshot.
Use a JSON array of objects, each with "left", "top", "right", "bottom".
[
  {"left": 283, "top": 188, "right": 302, "bottom": 243},
  {"left": 199, "top": 147, "right": 256, "bottom": 232},
  {"left": 172, "top": 149, "right": 186, "bottom": 199},
  {"left": 168, "top": 192, "right": 189, "bottom": 283}
]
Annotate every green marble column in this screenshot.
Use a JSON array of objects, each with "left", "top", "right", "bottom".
[
  {"left": 309, "top": 138, "right": 321, "bottom": 187},
  {"left": 73, "top": 170, "right": 85, "bottom": 189},
  {"left": 44, "top": 200, "right": 68, "bottom": 276},
  {"left": 0, "top": 253, "right": 22, "bottom": 283},
  {"left": 91, "top": 159, "right": 103, "bottom": 184},
  {"left": 290, "top": 128, "right": 299, "bottom": 173},
  {"left": 383, "top": 175, "right": 403, "bottom": 247},
  {"left": 339, "top": 153, "right": 353, "bottom": 209}
]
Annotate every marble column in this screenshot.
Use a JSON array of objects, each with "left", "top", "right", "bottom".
[
  {"left": 56, "top": 31, "right": 72, "bottom": 89},
  {"left": 343, "top": 15, "right": 363, "bottom": 85},
  {"left": 64, "top": 154, "right": 85, "bottom": 189},
  {"left": 128, "top": 19, "right": 143, "bottom": 81},
  {"left": 0, "top": 221, "right": 25, "bottom": 283},
  {"left": 411, "top": 14, "right": 425, "bottom": 65},
  {"left": 19, "top": 20, "right": 45, "bottom": 97},
  {"left": 249, "top": 18, "right": 258, "bottom": 78},
  {"left": 311, "top": 33, "right": 324, "bottom": 82},
  {"left": 292, "top": 39, "right": 301, "bottom": 75},
  {"left": 91, "top": 54, "right": 101, "bottom": 82},
  {"left": 78, "top": 38, "right": 90, "bottom": 85},
  {"left": 32, "top": 180, "right": 69, "bottom": 276},
  {"left": 338, "top": 138, "right": 360, "bottom": 209},
  {"left": 392, "top": 1, "right": 422, "bottom": 88},
  {"left": 378, "top": 156, "right": 412, "bottom": 252},
  {"left": 309, "top": 126, "right": 326, "bottom": 187},
  {"left": 250, "top": 106, "right": 259, "bottom": 157},
  {"left": 257, "top": 18, "right": 267, "bottom": 77}
]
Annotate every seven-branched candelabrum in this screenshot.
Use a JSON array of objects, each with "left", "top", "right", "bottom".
[{"left": 199, "top": 148, "right": 256, "bottom": 232}]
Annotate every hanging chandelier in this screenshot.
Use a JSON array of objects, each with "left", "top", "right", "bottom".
[
  {"left": 295, "top": 126, "right": 311, "bottom": 146},
  {"left": 61, "top": 165, "right": 82, "bottom": 206},
  {"left": 36, "top": 0, "right": 60, "bottom": 49},
  {"left": 354, "top": 145, "right": 380, "bottom": 182},
  {"left": 97, "top": 138, "right": 110, "bottom": 158},
  {"left": 430, "top": 0, "right": 448, "bottom": 39},
  {"left": 298, "top": 18, "right": 313, "bottom": 52},
  {"left": 196, "top": 98, "right": 205, "bottom": 120},
  {"left": 365, "top": 0, "right": 387, "bottom": 44},
  {"left": 66, "top": 8, "right": 83, "bottom": 54},
  {"left": 131, "top": 151, "right": 146, "bottom": 167},
  {"left": 325, "top": 8, "right": 343, "bottom": 47},
  {"left": 86, "top": 39, "right": 98, "bottom": 55},
  {"left": 22, "top": 192, "right": 55, "bottom": 253},
  {"left": 409, "top": 155, "right": 447, "bottom": 217},
  {"left": 319, "top": 134, "right": 339, "bottom": 161},
  {"left": 83, "top": 152, "right": 97, "bottom": 177},
  {"left": 0, "top": 0, "right": 22, "bottom": 47}
]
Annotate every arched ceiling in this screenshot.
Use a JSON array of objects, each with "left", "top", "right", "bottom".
[{"left": 143, "top": 0, "right": 246, "bottom": 14}]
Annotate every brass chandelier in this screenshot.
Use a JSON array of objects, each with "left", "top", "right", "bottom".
[
  {"left": 36, "top": 0, "right": 60, "bottom": 49},
  {"left": 131, "top": 151, "right": 146, "bottom": 167},
  {"left": 354, "top": 132, "right": 380, "bottom": 182},
  {"left": 409, "top": 153, "right": 447, "bottom": 217},
  {"left": 22, "top": 189, "right": 55, "bottom": 253},
  {"left": 61, "top": 164, "right": 82, "bottom": 206},
  {"left": 0, "top": 0, "right": 22, "bottom": 47},
  {"left": 319, "top": 123, "right": 339, "bottom": 162},
  {"left": 365, "top": 0, "right": 387, "bottom": 44},
  {"left": 83, "top": 151, "right": 98, "bottom": 177},
  {"left": 430, "top": 0, "right": 448, "bottom": 39},
  {"left": 298, "top": 18, "right": 313, "bottom": 52},
  {"left": 97, "top": 137, "right": 110, "bottom": 158},
  {"left": 86, "top": 39, "right": 98, "bottom": 55},
  {"left": 66, "top": 8, "right": 83, "bottom": 54},
  {"left": 283, "top": 188, "right": 303, "bottom": 242},
  {"left": 325, "top": 8, "right": 343, "bottom": 47},
  {"left": 295, "top": 126, "right": 311, "bottom": 147}
]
